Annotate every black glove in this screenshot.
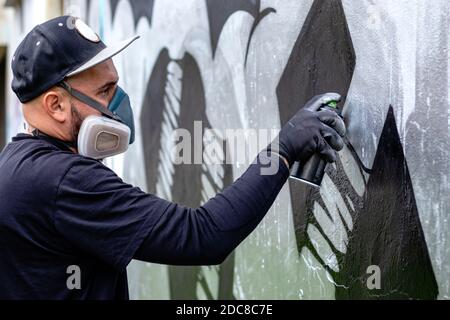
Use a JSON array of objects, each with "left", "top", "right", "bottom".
[{"left": 270, "top": 93, "right": 347, "bottom": 167}]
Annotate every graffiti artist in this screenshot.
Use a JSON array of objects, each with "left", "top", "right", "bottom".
[{"left": 0, "top": 16, "right": 346, "bottom": 299}]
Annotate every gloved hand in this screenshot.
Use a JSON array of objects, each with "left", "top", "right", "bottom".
[{"left": 270, "top": 93, "right": 347, "bottom": 167}]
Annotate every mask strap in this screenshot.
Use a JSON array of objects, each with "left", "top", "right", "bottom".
[
  {"left": 32, "top": 129, "right": 77, "bottom": 150},
  {"left": 58, "top": 81, "right": 123, "bottom": 123}
]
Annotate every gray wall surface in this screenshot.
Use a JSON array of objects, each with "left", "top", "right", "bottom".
[{"left": 45, "top": 0, "right": 450, "bottom": 299}]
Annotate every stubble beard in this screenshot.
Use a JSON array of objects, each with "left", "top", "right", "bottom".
[{"left": 70, "top": 102, "right": 84, "bottom": 144}]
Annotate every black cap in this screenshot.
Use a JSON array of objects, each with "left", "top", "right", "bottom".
[{"left": 11, "top": 16, "right": 139, "bottom": 103}]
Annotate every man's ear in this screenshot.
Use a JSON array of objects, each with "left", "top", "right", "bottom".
[{"left": 42, "top": 88, "right": 69, "bottom": 123}]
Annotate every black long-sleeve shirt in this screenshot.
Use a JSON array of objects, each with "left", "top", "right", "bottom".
[{"left": 0, "top": 134, "right": 289, "bottom": 299}]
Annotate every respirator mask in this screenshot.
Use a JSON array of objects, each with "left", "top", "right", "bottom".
[{"left": 58, "top": 81, "right": 135, "bottom": 160}]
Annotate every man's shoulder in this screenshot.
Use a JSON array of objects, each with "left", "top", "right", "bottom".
[{"left": 0, "top": 134, "right": 108, "bottom": 190}]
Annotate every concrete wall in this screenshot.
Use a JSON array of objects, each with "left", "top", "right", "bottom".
[
  {"left": 0, "top": 46, "right": 6, "bottom": 149},
  {"left": 6, "top": 0, "right": 448, "bottom": 299},
  {"left": 2, "top": 0, "right": 63, "bottom": 145},
  {"left": 0, "top": 0, "right": 10, "bottom": 148}
]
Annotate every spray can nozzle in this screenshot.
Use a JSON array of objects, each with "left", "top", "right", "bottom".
[
  {"left": 327, "top": 100, "right": 338, "bottom": 109},
  {"left": 290, "top": 100, "right": 342, "bottom": 188}
]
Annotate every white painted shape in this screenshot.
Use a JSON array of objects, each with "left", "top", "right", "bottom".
[{"left": 307, "top": 224, "right": 340, "bottom": 273}]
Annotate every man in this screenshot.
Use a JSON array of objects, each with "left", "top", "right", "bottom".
[{"left": 0, "top": 16, "right": 346, "bottom": 299}]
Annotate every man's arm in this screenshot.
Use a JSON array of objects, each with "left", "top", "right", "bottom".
[{"left": 134, "top": 152, "right": 290, "bottom": 266}]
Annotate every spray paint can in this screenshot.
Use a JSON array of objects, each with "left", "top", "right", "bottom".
[{"left": 290, "top": 100, "right": 342, "bottom": 188}]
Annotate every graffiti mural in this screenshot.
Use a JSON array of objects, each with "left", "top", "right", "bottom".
[
  {"left": 292, "top": 106, "right": 438, "bottom": 299},
  {"left": 205, "top": 0, "right": 275, "bottom": 62},
  {"left": 277, "top": 0, "right": 438, "bottom": 299},
  {"left": 67, "top": 0, "right": 449, "bottom": 300},
  {"left": 87, "top": 0, "right": 154, "bottom": 27},
  {"left": 140, "top": 49, "right": 234, "bottom": 299}
]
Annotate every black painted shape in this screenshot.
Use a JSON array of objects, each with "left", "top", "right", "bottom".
[
  {"left": 276, "top": 0, "right": 355, "bottom": 125},
  {"left": 205, "top": 0, "right": 274, "bottom": 62},
  {"left": 170, "top": 53, "right": 207, "bottom": 208},
  {"left": 128, "top": 0, "right": 155, "bottom": 27},
  {"left": 334, "top": 107, "right": 438, "bottom": 300},
  {"left": 294, "top": 108, "right": 439, "bottom": 299},
  {"left": 206, "top": 0, "right": 260, "bottom": 57},
  {"left": 141, "top": 49, "right": 234, "bottom": 300},
  {"left": 109, "top": 0, "right": 120, "bottom": 19},
  {"left": 141, "top": 49, "right": 170, "bottom": 196},
  {"left": 87, "top": 0, "right": 154, "bottom": 27}
]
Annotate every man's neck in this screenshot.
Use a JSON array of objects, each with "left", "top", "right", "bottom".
[{"left": 27, "top": 124, "right": 78, "bottom": 154}]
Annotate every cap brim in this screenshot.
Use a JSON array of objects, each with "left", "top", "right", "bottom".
[{"left": 66, "top": 35, "right": 140, "bottom": 77}]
